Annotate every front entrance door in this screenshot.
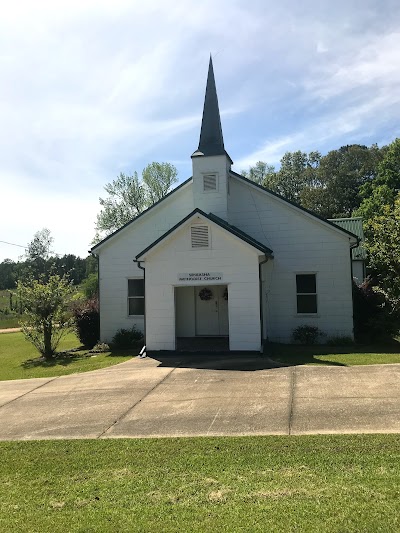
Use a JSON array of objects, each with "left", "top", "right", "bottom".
[{"left": 195, "top": 285, "right": 229, "bottom": 336}]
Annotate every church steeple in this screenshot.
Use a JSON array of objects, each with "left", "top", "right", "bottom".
[{"left": 192, "top": 56, "right": 232, "bottom": 163}]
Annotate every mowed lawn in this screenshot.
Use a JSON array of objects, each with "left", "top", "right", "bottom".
[
  {"left": 0, "top": 332, "right": 137, "bottom": 380},
  {"left": 0, "top": 435, "right": 399, "bottom": 532},
  {"left": 0, "top": 289, "right": 20, "bottom": 329},
  {"left": 268, "top": 342, "right": 400, "bottom": 366},
  {"left": 1, "top": 331, "right": 400, "bottom": 381}
]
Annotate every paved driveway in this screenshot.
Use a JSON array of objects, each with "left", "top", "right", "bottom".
[{"left": 0, "top": 355, "right": 399, "bottom": 440}]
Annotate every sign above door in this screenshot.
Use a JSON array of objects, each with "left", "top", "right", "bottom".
[{"left": 178, "top": 272, "right": 223, "bottom": 282}]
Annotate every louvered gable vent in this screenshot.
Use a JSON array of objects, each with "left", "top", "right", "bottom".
[
  {"left": 191, "top": 225, "right": 209, "bottom": 248},
  {"left": 203, "top": 174, "right": 217, "bottom": 192}
]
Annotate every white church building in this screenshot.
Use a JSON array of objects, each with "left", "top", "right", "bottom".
[{"left": 91, "top": 58, "right": 359, "bottom": 352}]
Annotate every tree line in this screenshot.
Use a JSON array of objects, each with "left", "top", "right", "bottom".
[
  {"left": 242, "top": 138, "right": 400, "bottom": 308},
  {"left": 0, "top": 229, "right": 97, "bottom": 290}
]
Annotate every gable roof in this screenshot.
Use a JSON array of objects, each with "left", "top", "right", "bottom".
[
  {"left": 91, "top": 170, "right": 359, "bottom": 255},
  {"left": 135, "top": 208, "right": 273, "bottom": 260},
  {"left": 230, "top": 171, "right": 359, "bottom": 243},
  {"left": 90, "top": 177, "right": 193, "bottom": 253}
]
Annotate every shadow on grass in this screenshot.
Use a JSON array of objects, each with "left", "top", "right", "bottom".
[
  {"left": 265, "top": 338, "right": 400, "bottom": 367},
  {"left": 21, "top": 346, "right": 137, "bottom": 369}
]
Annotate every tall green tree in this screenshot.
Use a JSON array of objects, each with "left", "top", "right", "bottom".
[
  {"left": 355, "top": 139, "right": 400, "bottom": 233},
  {"left": 241, "top": 161, "right": 276, "bottom": 186},
  {"left": 301, "top": 145, "right": 384, "bottom": 218},
  {"left": 364, "top": 193, "right": 400, "bottom": 306},
  {"left": 142, "top": 162, "right": 178, "bottom": 204},
  {"left": 25, "top": 228, "right": 53, "bottom": 261},
  {"left": 274, "top": 150, "right": 321, "bottom": 203},
  {"left": 242, "top": 152, "right": 320, "bottom": 203},
  {"left": 95, "top": 172, "right": 146, "bottom": 235},
  {"left": 0, "top": 259, "right": 16, "bottom": 290},
  {"left": 21, "top": 228, "right": 54, "bottom": 280},
  {"left": 95, "top": 162, "right": 178, "bottom": 237}
]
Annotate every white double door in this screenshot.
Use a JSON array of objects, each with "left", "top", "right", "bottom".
[{"left": 195, "top": 285, "right": 229, "bottom": 336}]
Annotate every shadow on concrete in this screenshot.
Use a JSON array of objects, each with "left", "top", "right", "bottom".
[
  {"left": 148, "top": 352, "right": 286, "bottom": 371},
  {"left": 149, "top": 339, "right": 400, "bottom": 371}
]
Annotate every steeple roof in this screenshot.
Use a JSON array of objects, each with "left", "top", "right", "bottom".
[{"left": 192, "top": 56, "right": 232, "bottom": 163}]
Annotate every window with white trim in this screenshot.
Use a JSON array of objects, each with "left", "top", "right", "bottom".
[
  {"left": 296, "top": 274, "right": 317, "bottom": 314},
  {"left": 191, "top": 225, "right": 209, "bottom": 248},
  {"left": 128, "top": 278, "right": 144, "bottom": 315}
]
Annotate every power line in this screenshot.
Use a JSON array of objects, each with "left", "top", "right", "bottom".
[{"left": 0, "top": 240, "right": 26, "bottom": 249}]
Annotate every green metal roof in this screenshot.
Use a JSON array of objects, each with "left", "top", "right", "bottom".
[{"left": 328, "top": 217, "right": 366, "bottom": 260}]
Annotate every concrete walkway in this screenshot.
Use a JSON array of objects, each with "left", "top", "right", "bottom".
[
  {"left": 0, "top": 327, "right": 21, "bottom": 334},
  {"left": 0, "top": 355, "right": 399, "bottom": 440}
]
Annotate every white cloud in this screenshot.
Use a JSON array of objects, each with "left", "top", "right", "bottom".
[
  {"left": 235, "top": 86, "right": 400, "bottom": 169},
  {"left": 1, "top": 0, "right": 400, "bottom": 261},
  {"left": 304, "top": 32, "right": 400, "bottom": 101}
]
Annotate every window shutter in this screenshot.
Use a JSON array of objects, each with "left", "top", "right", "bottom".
[
  {"left": 203, "top": 174, "right": 217, "bottom": 192},
  {"left": 191, "top": 225, "right": 209, "bottom": 248}
]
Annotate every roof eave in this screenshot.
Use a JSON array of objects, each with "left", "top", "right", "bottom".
[
  {"left": 230, "top": 171, "right": 359, "bottom": 243},
  {"left": 90, "top": 177, "right": 193, "bottom": 253},
  {"left": 136, "top": 208, "right": 273, "bottom": 261}
]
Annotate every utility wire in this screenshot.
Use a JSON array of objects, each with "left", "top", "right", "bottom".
[{"left": 0, "top": 240, "right": 26, "bottom": 249}]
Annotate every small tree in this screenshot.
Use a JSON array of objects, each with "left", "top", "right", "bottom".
[{"left": 17, "top": 274, "right": 74, "bottom": 360}]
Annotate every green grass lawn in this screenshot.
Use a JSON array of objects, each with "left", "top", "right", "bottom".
[
  {"left": 0, "top": 289, "right": 20, "bottom": 328},
  {"left": 0, "top": 435, "right": 399, "bottom": 532},
  {"left": 0, "top": 316, "right": 20, "bottom": 329},
  {"left": 0, "top": 332, "right": 138, "bottom": 381},
  {"left": 268, "top": 342, "right": 400, "bottom": 366}
]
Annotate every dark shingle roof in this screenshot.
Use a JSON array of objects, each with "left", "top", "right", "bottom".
[{"left": 192, "top": 56, "right": 233, "bottom": 163}]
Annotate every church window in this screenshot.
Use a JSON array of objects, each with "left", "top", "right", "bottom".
[
  {"left": 128, "top": 278, "right": 145, "bottom": 315},
  {"left": 296, "top": 274, "right": 317, "bottom": 314}
]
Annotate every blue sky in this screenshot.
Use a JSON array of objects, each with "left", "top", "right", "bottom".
[{"left": 1, "top": 0, "right": 400, "bottom": 262}]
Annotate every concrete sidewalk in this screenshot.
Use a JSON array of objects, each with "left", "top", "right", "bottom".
[
  {"left": 0, "top": 355, "right": 399, "bottom": 440},
  {"left": 0, "top": 328, "right": 21, "bottom": 334}
]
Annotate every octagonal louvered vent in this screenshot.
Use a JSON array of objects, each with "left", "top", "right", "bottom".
[
  {"left": 203, "top": 174, "right": 217, "bottom": 192},
  {"left": 191, "top": 225, "right": 209, "bottom": 248}
]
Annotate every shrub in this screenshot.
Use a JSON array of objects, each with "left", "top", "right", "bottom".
[
  {"left": 353, "top": 278, "right": 399, "bottom": 342},
  {"left": 326, "top": 336, "right": 354, "bottom": 346},
  {"left": 82, "top": 273, "right": 98, "bottom": 299},
  {"left": 292, "top": 325, "right": 325, "bottom": 345},
  {"left": 73, "top": 298, "right": 100, "bottom": 348},
  {"left": 89, "top": 342, "right": 110, "bottom": 353},
  {"left": 112, "top": 327, "right": 144, "bottom": 349}
]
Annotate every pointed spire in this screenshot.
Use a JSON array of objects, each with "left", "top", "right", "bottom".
[{"left": 193, "top": 56, "right": 232, "bottom": 162}]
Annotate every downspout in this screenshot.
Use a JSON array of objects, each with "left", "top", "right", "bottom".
[
  {"left": 259, "top": 255, "right": 269, "bottom": 354},
  {"left": 349, "top": 237, "right": 361, "bottom": 340},
  {"left": 349, "top": 238, "right": 360, "bottom": 281},
  {"left": 133, "top": 259, "right": 146, "bottom": 356}
]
